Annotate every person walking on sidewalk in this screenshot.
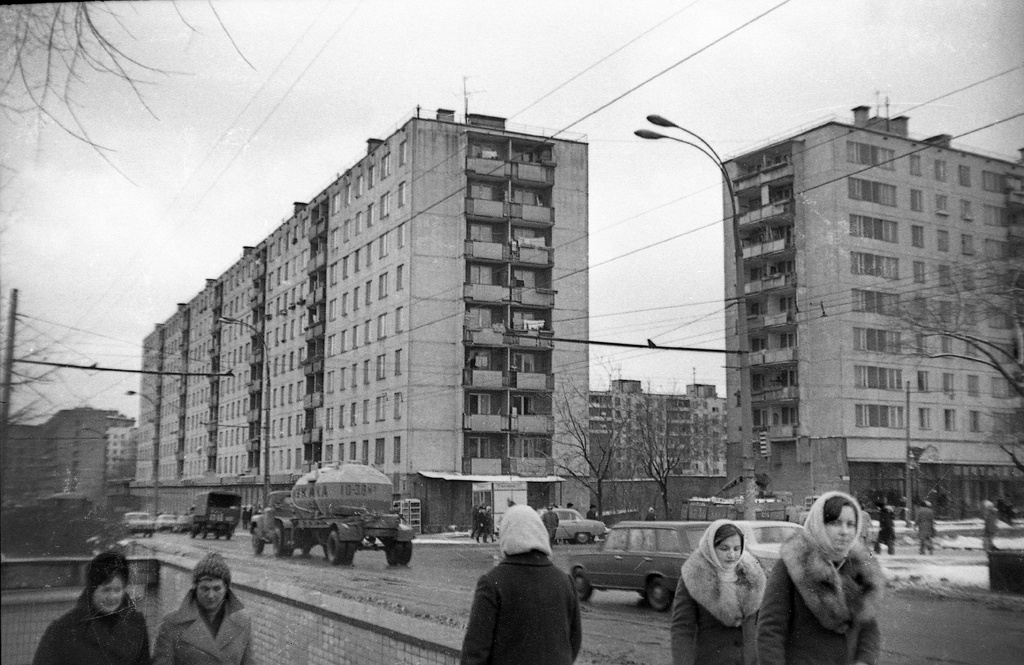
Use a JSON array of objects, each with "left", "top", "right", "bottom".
[
  {"left": 874, "top": 502, "right": 896, "bottom": 555},
  {"left": 982, "top": 500, "right": 999, "bottom": 552},
  {"left": 916, "top": 501, "right": 936, "bottom": 555},
  {"left": 542, "top": 505, "right": 560, "bottom": 546}
]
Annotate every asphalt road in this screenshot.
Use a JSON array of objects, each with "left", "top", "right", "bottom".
[{"left": 140, "top": 532, "right": 1024, "bottom": 665}]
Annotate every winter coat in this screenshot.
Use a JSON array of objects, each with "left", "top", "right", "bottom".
[
  {"left": 153, "top": 590, "right": 253, "bottom": 665},
  {"left": 542, "top": 509, "right": 560, "bottom": 532},
  {"left": 670, "top": 542, "right": 766, "bottom": 665},
  {"left": 33, "top": 589, "right": 151, "bottom": 665},
  {"left": 916, "top": 506, "right": 936, "bottom": 539},
  {"left": 877, "top": 508, "right": 895, "bottom": 541},
  {"left": 757, "top": 532, "right": 884, "bottom": 665},
  {"left": 983, "top": 505, "right": 999, "bottom": 538},
  {"left": 460, "top": 551, "right": 581, "bottom": 665}
]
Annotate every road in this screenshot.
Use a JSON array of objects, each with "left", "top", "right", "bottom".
[{"left": 138, "top": 532, "right": 1024, "bottom": 665}]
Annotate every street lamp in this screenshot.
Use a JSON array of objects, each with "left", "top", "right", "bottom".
[
  {"left": 636, "top": 115, "right": 757, "bottom": 520},
  {"left": 219, "top": 316, "right": 272, "bottom": 505},
  {"left": 126, "top": 389, "right": 160, "bottom": 514}
]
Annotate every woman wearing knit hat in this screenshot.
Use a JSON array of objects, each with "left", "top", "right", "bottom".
[
  {"left": 153, "top": 552, "right": 253, "bottom": 665},
  {"left": 33, "top": 550, "right": 151, "bottom": 665},
  {"left": 757, "top": 491, "right": 885, "bottom": 665},
  {"left": 460, "top": 504, "right": 582, "bottom": 665},
  {"left": 670, "top": 520, "right": 766, "bottom": 665}
]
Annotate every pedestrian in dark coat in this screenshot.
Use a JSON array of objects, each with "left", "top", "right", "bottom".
[
  {"left": 874, "top": 503, "right": 895, "bottom": 555},
  {"left": 472, "top": 505, "right": 485, "bottom": 542},
  {"left": 916, "top": 501, "right": 936, "bottom": 555},
  {"left": 460, "top": 504, "right": 582, "bottom": 665},
  {"left": 482, "top": 506, "right": 495, "bottom": 543},
  {"left": 982, "top": 500, "right": 999, "bottom": 551},
  {"left": 33, "top": 550, "right": 151, "bottom": 665},
  {"left": 758, "top": 491, "right": 885, "bottom": 665},
  {"left": 541, "top": 505, "right": 560, "bottom": 545},
  {"left": 153, "top": 552, "right": 253, "bottom": 665},
  {"left": 670, "top": 520, "right": 766, "bottom": 665}
]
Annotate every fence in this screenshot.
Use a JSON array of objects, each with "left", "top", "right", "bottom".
[{"left": 1, "top": 554, "right": 462, "bottom": 665}]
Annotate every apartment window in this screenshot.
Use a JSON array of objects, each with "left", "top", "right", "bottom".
[
  {"left": 985, "top": 239, "right": 1009, "bottom": 259},
  {"left": 353, "top": 286, "right": 360, "bottom": 310},
  {"left": 855, "top": 404, "right": 904, "bottom": 428},
  {"left": 958, "top": 164, "right": 971, "bottom": 187},
  {"left": 363, "top": 320, "right": 371, "bottom": 344},
  {"left": 327, "top": 334, "right": 336, "bottom": 357},
  {"left": 912, "top": 261, "right": 926, "bottom": 283},
  {"left": 850, "top": 252, "right": 898, "bottom": 278},
  {"left": 350, "top": 403, "right": 357, "bottom": 427},
  {"left": 854, "top": 365, "right": 902, "bottom": 390},
  {"left": 982, "top": 170, "right": 1004, "bottom": 192},
  {"left": 363, "top": 359, "right": 370, "bottom": 385},
  {"left": 938, "top": 264, "right": 953, "bottom": 288},
  {"left": 909, "top": 155, "right": 921, "bottom": 176},
  {"left": 846, "top": 141, "right": 895, "bottom": 169},
  {"left": 326, "top": 370, "right": 334, "bottom": 394},
  {"left": 849, "top": 214, "right": 898, "bottom": 242},
  {"left": 325, "top": 408, "right": 334, "bottom": 431},
  {"left": 361, "top": 439, "right": 369, "bottom": 463},
  {"left": 382, "top": 152, "right": 391, "bottom": 178},
  {"left": 852, "top": 289, "right": 899, "bottom": 315},
  {"left": 375, "top": 438, "right": 385, "bottom": 464},
  {"left": 936, "top": 229, "right": 949, "bottom": 252},
  {"left": 397, "top": 223, "right": 406, "bottom": 248},
  {"left": 394, "top": 392, "right": 403, "bottom": 419},
  {"left": 848, "top": 178, "right": 897, "bottom": 206},
  {"left": 365, "top": 281, "right": 372, "bottom": 306},
  {"left": 356, "top": 175, "right": 364, "bottom": 197},
  {"left": 364, "top": 242, "right": 373, "bottom": 267},
  {"left": 339, "top": 367, "right": 346, "bottom": 392},
  {"left": 960, "top": 199, "right": 973, "bottom": 220},
  {"left": 328, "top": 299, "right": 337, "bottom": 321},
  {"left": 967, "top": 375, "right": 979, "bottom": 397},
  {"left": 343, "top": 218, "right": 352, "bottom": 242},
  {"left": 394, "top": 348, "right": 402, "bottom": 376},
  {"left": 399, "top": 140, "right": 407, "bottom": 166},
  {"left": 983, "top": 205, "right": 1008, "bottom": 227},
  {"left": 379, "top": 232, "right": 389, "bottom": 258},
  {"left": 935, "top": 194, "right": 948, "bottom": 215},
  {"left": 942, "top": 372, "right": 955, "bottom": 397},
  {"left": 918, "top": 408, "right": 931, "bottom": 430},
  {"left": 338, "top": 329, "right": 347, "bottom": 353},
  {"left": 398, "top": 181, "right": 407, "bottom": 207},
  {"left": 910, "top": 189, "right": 923, "bottom": 212},
  {"left": 961, "top": 234, "right": 974, "bottom": 255},
  {"left": 368, "top": 164, "right": 375, "bottom": 189},
  {"left": 377, "top": 313, "right": 387, "bottom": 339},
  {"left": 341, "top": 293, "right": 348, "bottom": 316},
  {"left": 396, "top": 264, "right": 404, "bottom": 290},
  {"left": 351, "top": 363, "right": 357, "bottom": 388},
  {"left": 366, "top": 202, "right": 375, "bottom": 228},
  {"left": 378, "top": 273, "right": 389, "bottom": 299},
  {"left": 355, "top": 211, "right": 363, "bottom": 235},
  {"left": 911, "top": 225, "right": 924, "bottom": 247},
  {"left": 362, "top": 400, "right": 370, "bottom": 425},
  {"left": 969, "top": 411, "right": 982, "bottom": 432},
  {"left": 345, "top": 183, "right": 352, "bottom": 206},
  {"left": 940, "top": 336, "right": 953, "bottom": 354},
  {"left": 393, "top": 435, "right": 401, "bottom": 463},
  {"left": 933, "top": 159, "right": 947, "bottom": 182},
  {"left": 853, "top": 327, "right": 901, "bottom": 353},
  {"left": 943, "top": 409, "right": 956, "bottom": 431},
  {"left": 395, "top": 306, "right": 404, "bottom": 333},
  {"left": 380, "top": 192, "right": 390, "bottom": 219},
  {"left": 375, "top": 396, "right": 385, "bottom": 422}
]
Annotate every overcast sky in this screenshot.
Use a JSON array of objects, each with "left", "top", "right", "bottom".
[{"left": 2, "top": 0, "right": 1022, "bottom": 424}]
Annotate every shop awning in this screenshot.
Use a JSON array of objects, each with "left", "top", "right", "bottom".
[{"left": 417, "top": 471, "right": 564, "bottom": 483}]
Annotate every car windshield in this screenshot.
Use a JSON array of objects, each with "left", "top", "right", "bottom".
[
  {"left": 750, "top": 525, "right": 802, "bottom": 544},
  {"left": 125, "top": 513, "right": 148, "bottom": 519}
]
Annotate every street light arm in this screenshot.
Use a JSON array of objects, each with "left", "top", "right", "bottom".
[
  {"left": 646, "top": 115, "right": 728, "bottom": 170},
  {"left": 634, "top": 128, "right": 736, "bottom": 221}
]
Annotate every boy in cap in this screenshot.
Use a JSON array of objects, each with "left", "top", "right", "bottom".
[{"left": 153, "top": 552, "right": 253, "bottom": 665}]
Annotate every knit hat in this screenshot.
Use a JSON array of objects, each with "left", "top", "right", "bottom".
[
  {"left": 87, "top": 550, "right": 129, "bottom": 591},
  {"left": 499, "top": 505, "right": 552, "bottom": 557},
  {"left": 193, "top": 552, "right": 231, "bottom": 585}
]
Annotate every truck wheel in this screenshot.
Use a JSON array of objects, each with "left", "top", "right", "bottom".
[
  {"left": 252, "top": 532, "right": 265, "bottom": 555},
  {"left": 396, "top": 542, "right": 412, "bottom": 566},
  {"left": 225, "top": 529, "right": 233, "bottom": 540},
  {"left": 327, "top": 531, "right": 344, "bottom": 565},
  {"left": 272, "top": 527, "right": 288, "bottom": 557},
  {"left": 339, "top": 541, "right": 357, "bottom": 566},
  {"left": 384, "top": 539, "right": 399, "bottom": 566}
]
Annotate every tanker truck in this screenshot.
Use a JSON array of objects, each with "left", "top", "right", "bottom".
[{"left": 250, "top": 463, "right": 414, "bottom": 566}]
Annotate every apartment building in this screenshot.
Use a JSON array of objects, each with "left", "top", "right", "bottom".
[
  {"left": 723, "top": 106, "right": 1024, "bottom": 514},
  {"left": 132, "top": 109, "right": 589, "bottom": 529}
]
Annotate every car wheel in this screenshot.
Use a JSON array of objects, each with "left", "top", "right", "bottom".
[
  {"left": 252, "top": 531, "right": 265, "bottom": 555},
  {"left": 572, "top": 569, "right": 593, "bottom": 601},
  {"left": 574, "top": 532, "right": 592, "bottom": 545},
  {"left": 646, "top": 577, "right": 673, "bottom": 612}
]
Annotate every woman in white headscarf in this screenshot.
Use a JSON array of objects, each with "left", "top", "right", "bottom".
[
  {"left": 460, "top": 504, "right": 582, "bottom": 665},
  {"left": 670, "top": 520, "right": 766, "bottom": 665},
  {"left": 758, "top": 491, "right": 885, "bottom": 665}
]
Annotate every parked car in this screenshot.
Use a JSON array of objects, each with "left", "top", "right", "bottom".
[
  {"left": 733, "top": 520, "right": 803, "bottom": 572},
  {"left": 155, "top": 513, "right": 178, "bottom": 533},
  {"left": 174, "top": 514, "right": 191, "bottom": 533},
  {"left": 539, "top": 508, "right": 609, "bottom": 544},
  {"left": 568, "top": 520, "right": 710, "bottom": 612},
  {"left": 123, "top": 511, "right": 156, "bottom": 538}
]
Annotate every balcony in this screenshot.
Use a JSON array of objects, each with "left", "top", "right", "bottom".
[
  {"left": 511, "top": 162, "right": 554, "bottom": 184},
  {"left": 303, "top": 392, "right": 324, "bottom": 409},
  {"left": 302, "top": 427, "right": 323, "bottom": 445},
  {"left": 467, "top": 157, "right": 510, "bottom": 178},
  {"left": 463, "top": 414, "right": 506, "bottom": 432},
  {"left": 248, "top": 437, "right": 261, "bottom": 452},
  {"left": 742, "top": 237, "right": 792, "bottom": 260},
  {"left": 508, "top": 456, "right": 555, "bottom": 476},
  {"left": 745, "top": 273, "right": 796, "bottom": 295},
  {"left": 511, "top": 288, "right": 555, "bottom": 307},
  {"left": 250, "top": 292, "right": 264, "bottom": 308},
  {"left": 465, "top": 198, "right": 507, "bottom": 218},
  {"left": 504, "top": 331, "right": 554, "bottom": 348},
  {"left": 464, "top": 239, "right": 505, "bottom": 261},
  {"left": 511, "top": 372, "right": 554, "bottom": 391},
  {"left": 464, "top": 326, "right": 507, "bottom": 346},
  {"left": 512, "top": 245, "right": 553, "bottom": 266},
  {"left": 206, "top": 421, "right": 218, "bottom": 434},
  {"left": 752, "top": 386, "right": 800, "bottom": 402},
  {"left": 767, "top": 424, "right": 798, "bottom": 439},
  {"left": 304, "top": 321, "right": 325, "bottom": 341},
  {"left": 248, "top": 409, "right": 262, "bottom": 424},
  {"left": 463, "top": 369, "right": 507, "bottom": 388},
  {"left": 738, "top": 201, "right": 794, "bottom": 227},
  {"left": 512, "top": 203, "right": 554, "bottom": 224},
  {"left": 750, "top": 347, "right": 798, "bottom": 366},
  {"left": 306, "top": 252, "right": 327, "bottom": 274},
  {"left": 310, "top": 284, "right": 327, "bottom": 305},
  {"left": 463, "top": 283, "right": 508, "bottom": 303},
  {"left": 763, "top": 310, "right": 796, "bottom": 327},
  {"left": 463, "top": 456, "right": 502, "bottom": 475},
  {"left": 732, "top": 161, "right": 794, "bottom": 193},
  {"left": 303, "top": 358, "right": 324, "bottom": 376},
  {"left": 308, "top": 219, "right": 327, "bottom": 240},
  {"left": 511, "top": 414, "right": 554, "bottom": 434},
  {"left": 248, "top": 380, "right": 263, "bottom": 395},
  {"left": 248, "top": 348, "right": 263, "bottom": 365}
]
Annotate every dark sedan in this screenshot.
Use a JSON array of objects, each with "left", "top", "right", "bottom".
[{"left": 567, "top": 520, "right": 710, "bottom": 612}]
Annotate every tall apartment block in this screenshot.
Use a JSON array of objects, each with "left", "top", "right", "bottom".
[
  {"left": 723, "top": 106, "right": 1024, "bottom": 515},
  {"left": 133, "top": 110, "right": 589, "bottom": 531}
]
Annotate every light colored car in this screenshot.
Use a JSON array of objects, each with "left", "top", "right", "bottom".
[
  {"left": 123, "top": 511, "right": 155, "bottom": 537},
  {"left": 174, "top": 514, "right": 191, "bottom": 533},
  {"left": 733, "top": 520, "right": 804, "bottom": 572},
  {"left": 539, "top": 508, "right": 609, "bottom": 544},
  {"left": 155, "top": 513, "right": 178, "bottom": 532}
]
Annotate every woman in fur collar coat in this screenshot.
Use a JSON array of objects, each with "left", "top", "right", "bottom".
[
  {"left": 757, "top": 491, "right": 885, "bottom": 665},
  {"left": 460, "top": 504, "right": 582, "bottom": 665},
  {"left": 670, "top": 519, "right": 766, "bottom": 665}
]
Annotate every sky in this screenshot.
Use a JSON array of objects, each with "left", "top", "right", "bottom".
[{"left": 2, "top": 0, "right": 1023, "bottom": 425}]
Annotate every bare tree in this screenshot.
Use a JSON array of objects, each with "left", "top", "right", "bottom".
[{"left": 627, "top": 391, "right": 699, "bottom": 519}]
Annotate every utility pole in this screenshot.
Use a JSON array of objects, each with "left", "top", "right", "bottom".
[
  {"left": 0, "top": 289, "right": 17, "bottom": 446},
  {"left": 904, "top": 381, "right": 912, "bottom": 526}
]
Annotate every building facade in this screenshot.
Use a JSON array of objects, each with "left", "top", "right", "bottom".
[
  {"left": 132, "top": 110, "right": 589, "bottom": 530},
  {"left": 723, "top": 106, "right": 1024, "bottom": 515}
]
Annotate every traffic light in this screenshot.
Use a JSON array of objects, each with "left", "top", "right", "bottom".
[{"left": 758, "top": 431, "right": 771, "bottom": 457}]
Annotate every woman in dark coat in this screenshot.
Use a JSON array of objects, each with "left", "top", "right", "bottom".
[
  {"left": 758, "top": 491, "right": 885, "bottom": 665},
  {"left": 670, "top": 520, "right": 766, "bottom": 665},
  {"left": 33, "top": 550, "right": 151, "bottom": 665},
  {"left": 460, "top": 504, "right": 582, "bottom": 665}
]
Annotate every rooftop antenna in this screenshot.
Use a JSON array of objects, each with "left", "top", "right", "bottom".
[
  {"left": 463, "top": 75, "right": 485, "bottom": 118},
  {"left": 885, "top": 95, "right": 891, "bottom": 132}
]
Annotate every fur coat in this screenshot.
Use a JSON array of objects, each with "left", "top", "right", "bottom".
[
  {"left": 33, "top": 590, "right": 151, "bottom": 665},
  {"left": 671, "top": 549, "right": 766, "bottom": 665},
  {"left": 757, "top": 531, "right": 885, "bottom": 665}
]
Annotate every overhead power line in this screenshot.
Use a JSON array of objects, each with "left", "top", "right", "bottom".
[{"left": 16, "top": 358, "right": 233, "bottom": 378}]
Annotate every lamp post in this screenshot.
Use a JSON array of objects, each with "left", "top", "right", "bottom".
[
  {"left": 219, "top": 316, "right": 272, "bottom": 505},
  {"left": 636, "top": 115, "right": 756, "bottom": 520},
  {"left": 126, "top": 389, "right": 160, "bottom": 514}
]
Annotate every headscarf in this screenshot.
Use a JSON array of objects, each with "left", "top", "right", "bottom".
[
  {"left": 803, "top": 491, "right": 862, "bottom": 561},
  {"left": 499, "top": 504, "right": 552, "bottom": 557},
  {"left": 692, "top": 519, "right": 745, "bottom": 580},
  {"left": 87, "top": 550, "right": 130, "bottom": 593},
  {"left": 679, "top": 519, "right": 764, "bottom": 626}
]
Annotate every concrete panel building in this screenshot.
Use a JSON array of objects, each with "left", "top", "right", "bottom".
[
  {"left": 132, "top": 110, "right": 589, "bottom": 530},
  {"left": 723, "top": 106, "right": 1024, "bottom": 515}
]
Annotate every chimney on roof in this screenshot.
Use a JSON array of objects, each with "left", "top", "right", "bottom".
[
  {"left": 366, "top": 138, "right": 384, "bottom": 154},
  {"left": 243, "top": 246, "right": 254, "bottom": 255},
  {"left": 888, "top": 116, "right": 909, "bottom": 137},
  {"left": 436, "top": 108, "right": 455, "bottom": 122},
  {"left": 924, "top": 134, "right": 952, "bottom": 149},
  {"left": 852, "top": 105, "right": 871, "bottom": 126},
  {"left": 293, "top": 202, "right": 305, "bottom": 215}
]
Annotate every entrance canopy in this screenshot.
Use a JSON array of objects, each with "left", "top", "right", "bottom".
[{"left": 417, "top": 471, "right": 563, "bottom": 483}]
